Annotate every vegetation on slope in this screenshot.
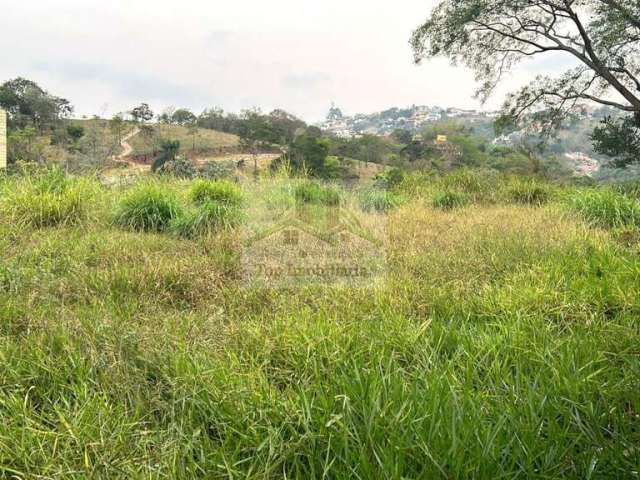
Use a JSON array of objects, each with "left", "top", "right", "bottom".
[{"left": 129, "top": 124, "right": 240, "bottom": 157}]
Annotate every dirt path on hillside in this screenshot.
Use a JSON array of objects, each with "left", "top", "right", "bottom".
[
  {"left": 113, "top": 127, "right": 140, "bottom": 164},
  {"left": 100, "top": 128, "right": 148, "bottom": 186}
]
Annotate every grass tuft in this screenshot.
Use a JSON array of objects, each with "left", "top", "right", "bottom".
[
  {"left": 189, "top": 179, "right": 243, "bottom": 207},
  {"left": 294, "top": 181, "right": 341, "bottom": 206},
  {"left": 171, "top": 201, "right": 244, "bottom": 238},
  {"left": 506, "top": 179, "right": 552, "bottom": 206},
  {"left": 360, "top": 189, "right": 404, "bottom": 212},
  {"left": 432, "top": 190, "right": 469, "bottom": 210},
  {"left": 0, "top": 168, "right": 97, "bottom": 227},
  {"left": 114, "top": 182, "right": 183, "bottom": 232}
]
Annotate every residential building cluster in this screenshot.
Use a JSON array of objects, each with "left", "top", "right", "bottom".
[{"left": 318, "top": 104, "right": 500, "bottom": 138}]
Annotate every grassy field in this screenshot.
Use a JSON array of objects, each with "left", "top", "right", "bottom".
[
  {"left": 0, "top": 168, "right": 639, "bottom": 478},
  {"left": 129, "top": 125, "right": 240, "bottom": 157}
]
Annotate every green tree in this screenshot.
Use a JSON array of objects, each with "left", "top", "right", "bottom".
[
  {"left": 152, "top": 140, "right": 181, "bottom": 172},
  {"left": 0, "top": 77, "right": 72, "bottom": 131},
  {"left": 188, "top": 124, "right": 199, "bottom": 152},
  {"left": 109, "top": 114, "right": 125, "bottom": 145},
  {"left": 158, "top": 106, "right": 176, "bottom": 125},
  {"left": 130, "top": 103, "right": 154, "bottom": 123},
  {"left": 411, "top": 0, "right": 640, "bottom": 166},
  {"left": 268, "top": 109, "right": 307, "bottom": 144},
  {"left": 8, "top": 127, "right": 45, "bottom": 163},
  {"left": 66, "top": 125, "right": 85, "bottom": 142},
  {"left": 592, "top": 114, "right": 640, "bottom": 167},
  {"left": 171, "top": 108, "right": 197, "bottom": 126},
  {"left": 392, "top": 129, "right": 413, "bottom": 145},
  {"left": 290, "top": 133, "right": 330, "bottom": 176}
]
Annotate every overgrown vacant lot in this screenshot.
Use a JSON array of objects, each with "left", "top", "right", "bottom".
[{"left": 0, "top": 169, "right": 639, "bottom": 479}]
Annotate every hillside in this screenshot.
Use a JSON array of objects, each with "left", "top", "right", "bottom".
[
  {"left": 0, "top": 168, "right": 639, "bottom": 477},
  {"left": 128, "top": 124, "right": 240, "bottom": 158}
]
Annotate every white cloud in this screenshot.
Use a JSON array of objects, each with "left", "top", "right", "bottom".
[{"left": 0, "top": 0, "right": 577, "bottom": 121}]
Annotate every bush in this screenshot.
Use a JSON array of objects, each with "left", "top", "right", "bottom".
[
  {"left": 374, "top": 167, "right": 405, "bottom": 190},
  {"left": 0, "top": 168, "right": 95, "bottom": 227},
  {"left": 171, "top": 201, "right": 244, "bottom": 238},
  {"left": 114, "top": 183, "right": 183, "bottom": 232},
  {"left": 294, "top": 181, "right": 341, "bottom": 206},
  {"left": 506, "top": 180, "right": 552, "bottom": 206},
  {"left": 567, "top": 189, "right": 640, "bottom": 228},
  {"left": 158, "top": 156, "right": 198, "bottom": 179},
  {"left": 190, "top": 180, "right": 243, "bottom": 207},
  {"left": 360, "top": 189, "right": 404, "bottom": 212},
  {"left": 199, "top": 161, "right": 236, "bottom": 180},
  {"left": 432, "top": 191, "right": 469, "bottom": 210}
]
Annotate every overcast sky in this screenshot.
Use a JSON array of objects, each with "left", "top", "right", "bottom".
[{"left": 1, "top": 0, "right": 572, "bottom": 122}]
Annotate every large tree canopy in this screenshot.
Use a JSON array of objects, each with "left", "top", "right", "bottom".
[
  {"left": 0, "top": 77, "right": 73, "bottom": 131},
  {"left": 411, "top": 0, "right": 640, "bottom": 166}
]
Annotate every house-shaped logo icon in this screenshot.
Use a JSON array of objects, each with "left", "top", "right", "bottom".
[{"left": 242, "top": 202, "right": 386, "bottom": 286}]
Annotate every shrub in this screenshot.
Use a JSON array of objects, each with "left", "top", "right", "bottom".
[
  {"left": 567, "top": 189, "right": 640, "bottom": 228},
  {"left": 360, "top": 189, "right": 404, "bottom": 212},
  {"left": 294, "top": 181, "right": 341, "bottom": 206},
  {"left": 199, "top": 161, "right": 236, "bottom": 180},
  {"left": 114, "top": 183, "right": 183, "bottom": 232},
  {"left": 158, "top": 156, "right": 198, "bottom": 179},
  {"left": 171, "top": 201, "right": 244, "bottom": 238},
  {"left": 374, "top": 168, "right": 405, "bottom": 190},
  {"left": 506, "top": 180, "right": 552, "bottom": 206},
  {"left": 432, "top": 190, "right": 469, "bottom": 210},
  {"left": 190, "top": 180, "right": 243, "bottom": 207}
]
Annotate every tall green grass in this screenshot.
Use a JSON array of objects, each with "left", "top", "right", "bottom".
[
  {"left": 567, "top": 188, "right": 640, "bottom": 228},
  {"left": 506, "top": 179, "right": 552, "bottom": 206},
  {"left": 171, "top": 201, "right": 244, "bottom": 238},
  {"left": 189, "top": 179, "right": 243, "bottom": 206},
  {"left": 359, "top": 188, "right": 404, "bottom": 212},
  {"left": 114, "top": 182, "right": 183, "bottom": 232},
  {"left": 294, "top": 181, "right": 341, "bottom": 206},
  {"left": 432, "top": 190, "right": 469, "bottom": 210},
  {"left": 0, "top": 168, "right": 98, "bottom": 227}
]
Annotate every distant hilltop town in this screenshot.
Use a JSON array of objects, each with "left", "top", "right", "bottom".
[{"left": 318, "top": 103, "right": 501, "bottom": 138}]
